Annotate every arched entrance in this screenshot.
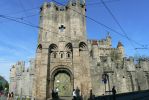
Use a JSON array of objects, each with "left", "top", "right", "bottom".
[{"left": 51, "top": 68, "right": 73, "bottom": 97}]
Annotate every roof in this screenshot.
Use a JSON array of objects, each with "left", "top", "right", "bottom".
[
  {"left": 92, "top": 40, "right": 98, "bottom": 45},
  {"left": 117, "top": 41, "right": 123, "bottom": 48}
]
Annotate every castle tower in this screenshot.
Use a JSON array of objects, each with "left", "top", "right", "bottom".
[
  {"left": 33, "top": 0, "right": 92, "bottom": 99},
  {"left": 117, "top": 41, "right": 125, "bottom": 59},
  {"left": 106, "top": 32, "right": 112, "bottom": 48},
  {"left": 38, "top": 0, "right": 87, "bottom": 43},
  {"left": 9, "top": 65, "right": 16, "bottom": 93}
]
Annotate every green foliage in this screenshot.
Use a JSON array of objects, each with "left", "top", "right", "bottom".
[
  {"left": 4, "top": 83, "right": 9, "bottom": 90},
  {"left": 0, "top": 75, "right": 9, "bottom": 91},
  {"left": 0, "top": 83, "right": 4, "bottom": 91}
]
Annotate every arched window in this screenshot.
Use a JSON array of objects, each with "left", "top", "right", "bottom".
[
  {"left": 79, "top": 42, "right": 87, "bottom": 51},
  {"left": 65, "top": 43, "right": 73, "bottom": 52},
  {"left": 68, "top": 53, "right": 70, "bottom": 58},
  {"left": 49, "top": 44, "right": 58, "bottom": 60},
  {"left": 37, "top": 44, "right": 42, "bottom": 52},
  {"left": 49, "top": 44, "right": 58, "bottom": 53},
  {"left": 65, "top": 43, "right": 72, "bottom": 58}
]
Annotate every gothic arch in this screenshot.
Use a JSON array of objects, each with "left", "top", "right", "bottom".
[
  {"left": 79, "top": 42, "right": 88, "bottom": 51},
  {"left": 50, "top": 65, "right": 73, "bottom": 77},
  {"left": 37, "top": 44, "right": 42, "bottom": 52},
  {"left": 48, "top": 44, "right": 58, "bottom": 60},
  {"left": 65, "top": 42, "right": 73, "bottom": 51},
  {"left": 65, "top": 43, "right": 73, "bottom": 58},
  {"left": 49, "top": 43, "right": 58, "bottom": 53},
  {"left": 49, "top": 66, "right": 74, "bottom": 97},
  {"left": 51, "top": 67, "right": 73, "bottom": 81}
]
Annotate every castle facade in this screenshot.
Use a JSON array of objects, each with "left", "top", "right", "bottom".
[{"left": 9, "top": 0, "right": 149, "bottom": 100}]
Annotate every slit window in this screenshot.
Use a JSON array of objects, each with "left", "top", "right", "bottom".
[
  {"left": 54, "top": 53, "right": 57, "bottom": 58},
  {"left": 68, "top": 53, "right": 70, "bottom": 58},
  {"left": 61, "top": 54, "right": 63, "bottom": 58}
]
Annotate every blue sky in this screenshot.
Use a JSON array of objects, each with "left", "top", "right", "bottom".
[{"left": 0, "top": 0, "right": 149, "bottom": 81}]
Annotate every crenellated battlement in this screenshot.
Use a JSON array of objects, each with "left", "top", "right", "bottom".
[
  {"left": 87, "top": 34, "right": 124, "bottom": 60},
  {"left": 10, "top": 59, "right": 35, "bottom": 77},
  {"left": 40, "top": 0, "right": 86, "bottom": 12},
  {"left": 87, "top": 36, "right": 111, "bottom": 48}
]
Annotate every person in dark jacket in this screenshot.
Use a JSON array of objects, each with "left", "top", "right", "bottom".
[{"left": 112, "top": 86, "right": 116, "bottom": 100}]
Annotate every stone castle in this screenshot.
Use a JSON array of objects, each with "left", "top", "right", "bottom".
[{"left": 9, "top": 0, "right": 149, "bottom": 100}]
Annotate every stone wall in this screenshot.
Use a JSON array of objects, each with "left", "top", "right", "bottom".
[{"left": 90, "top": 56, "right": 149, "bottom": 95}]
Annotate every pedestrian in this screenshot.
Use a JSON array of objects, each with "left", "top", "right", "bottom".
[
  {"left": 55, "top": 87, "right": 59, "bottom": 98},
  {"left": 112, "top": 86, "right": 116, "bottom": 100},
  {"left": 7, "top": 92, "right": 11, "bottom": 100},
  {"left": 89, "top": 89, "right": 93, "bottom": 100},
  {"left": 75, "top": 87, "right": 80, "bottom": 100},
  {"left": 52, "top": 89, "right": 55, "bottom": 99},
  {"left": 10, "top": 92, "right": 14, "bottom": 100},
  {"left": 72, "top": 89, "right": 76, "bottom": 100}
]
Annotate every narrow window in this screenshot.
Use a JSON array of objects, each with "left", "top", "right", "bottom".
[
  {"left": 61, "top": 54, "right": 63, "bottom": 58},
  {"left": 68, "top": 53, "right": 70, "bottom": 58},
  {"left": 54, "top": 53, "right": 57, "bottom": 58}
]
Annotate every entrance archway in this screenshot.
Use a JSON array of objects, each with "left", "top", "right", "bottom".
[{"left": 51, "top": 68, "right": 73, "bottom": 97}]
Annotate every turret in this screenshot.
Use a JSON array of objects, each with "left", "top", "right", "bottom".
[
  {"left": 117, "top": 41, "right": 125, "bottom": 59},
  {"left": 29, "top": 59, "right": 35, "bottom": 75},
  {"left": 9, "top": 65, "right": 17, "bottom": 93},
  {"left": 16, "top": 61, "right": 25, "bottom": 74},
  {"left": 69, "top": 0, "right": 85, "bottom": 5},
  {"left": 106, "top": 32, "right": 112, "bottom": 48},
  {"left": 92, "top": 40, "right": 99, "bottom": 59}
]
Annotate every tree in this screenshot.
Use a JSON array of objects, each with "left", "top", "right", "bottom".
[
  {"left": 4, "top": 83, "right": 9, "bottom": 91},
  {"left": 0, "top": 83, "right": 4, "bottom": 91}
]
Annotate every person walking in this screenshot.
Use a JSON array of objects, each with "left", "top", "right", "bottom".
[
  {"left": 75, "top": 87, "right": 80, "bottom": 100},
  {"left": 72, "top": 89, "right": 76, "bottom": 100},
  {"left": 7, "top": 92, "right": 11, "bottom": 100},
  {"left": 112, "top": 86, "right": 116, "bottom": 100},
  {"left": 55, "top": 87, "right": 59, "bottom": 99},
  {"left": 10, "top": 92, "right": 14, "bottom": 100},
  {"left": 52, "top": 89, "right": 55, "bottom": 99}
]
